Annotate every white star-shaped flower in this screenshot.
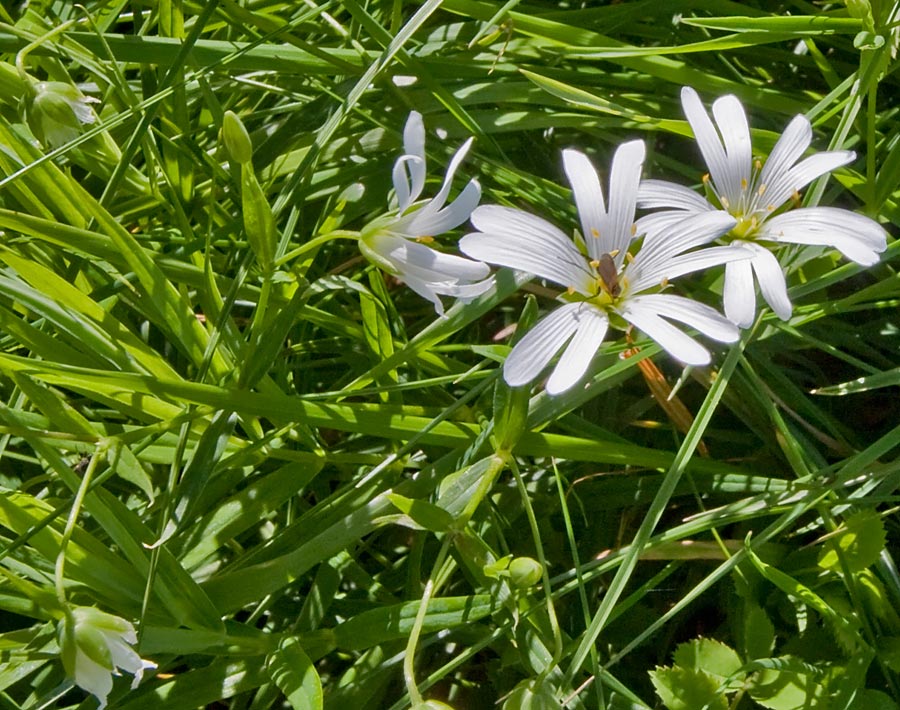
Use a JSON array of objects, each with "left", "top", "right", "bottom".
[
  {"left": 359, "top": 111, "right": 492, "bottom": 314},
  {"left": 460, "top": 141, "right": 748, "bottom": 395},
  {"left": 638, "top": 86, "right": 888, "bottom": 327},
  {"left": 58, "top": 606, "right": 156, "bottom": 710}
]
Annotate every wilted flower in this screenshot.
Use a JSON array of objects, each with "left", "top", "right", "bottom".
[
  {"left": 58, "top": 606, "right": 156, "bottom": 709},
  {"left": 359, "top": 111, "right": 492, "bottom": 314},
  {"left": 461, "top": 141, "right": 747, "bottom": 395},
  {"left": 25, "top": 81, "right": 99, "bottom": 148},
  {"left": 638, "top": 86, "right": 888, "bottom": 327}
]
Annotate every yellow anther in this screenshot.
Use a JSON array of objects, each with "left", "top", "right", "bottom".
[
  {"left": 608, "top": 249, "right": 620, "bottom": 257},
  {"left": 566, "top": 285, "right": 576, "bottom": 295},
  {"left": 757, "top": 183, "right": 767, "bottom": 197},
  {"left": 630, "top": 223, "right": 637, "bottom": 236},
  {"left": 741, "top": 177, "right": 748, "bottom": 190},
  {"left": 791, "top": 190, "right": 802, "bottom": 205},
  {"left": 702, "top": 173, "right": 710, "bottom": 183},
  {"left": 625, "top": 252, "right": 634, "bottom": 263},
  {"left": 659, "top": 277, "right": 669, "bottom": 289},
  {"left": 720, "top": 196, "right": 730, "bottom": 209},
  {"left": 591, "top": 227, "right": 600, "bottom": 238},
  {"left": 416, "top": 236, "right": 435, "bottom": 243},
  {"left": 767, "top": 204, "right": 775, "bottom": 212},
  {"left": 754, "top": 159, "right": 762, "bottom": 171},
  {"left": 589, "top": 259, "right": 600, "bottom": 268}
]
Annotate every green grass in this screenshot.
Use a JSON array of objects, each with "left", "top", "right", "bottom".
[{"left": 0, "top": 1, "right": 898, "bottom": 709}]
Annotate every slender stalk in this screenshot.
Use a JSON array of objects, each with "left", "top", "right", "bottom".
[
  {"left": 509, "top": 457, "right": 563, "bottom": 674},
  {"left": 54, "top": 441, "right": 109, "bottom": 605},
  {"left": 403, "top": 535, "right": 452, "bottom": 708}
]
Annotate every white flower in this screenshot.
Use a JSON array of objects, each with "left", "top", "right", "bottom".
[
  {"left": 359, "top": 111, "right": 492, "bottom": 314},
  {"left": 638, "top": 86, "right": 888, "bottom": 327},
  {"left": 460, "top": 141, "right": 747, "bottom": 395},
  {"left": 27, "top": 81, "right": 99, "bottom": 147},
  {"left": 58, "top": 606, "right": 156, "bottom": 709}
]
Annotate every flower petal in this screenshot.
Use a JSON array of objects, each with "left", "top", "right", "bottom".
[
  {"left": 711, "top": 93, "right": 752, "bottom": 207},
  {"left": 619, "top": 299, "right": 712, "bottom": 365},
  {"left": 563, "top": 148, "right": 607, "bottom": 259},
  {"left": 742, "top": 242, "right": 792, "bottom": 321},
  {"left": 758, "top": 114, "right": 811, "bottom": 192},
  {"left": 723, "top": 258, "right": 756, "bottom": 328},
  {"left": 628, "top": 294, "right": 738, "bottom": 343},
  {"left": 759, "top": 207, "right": 887, "bottom": 265},
  {"left": 397, "top": 179, "right": 480, "bottom": 236},
  {"left": 546, "top": 306, "right": 609, "bottom": 395},
  {"left": 681, "top": 87, "right": 731, "bottom": 206},
  {"left": 628, "top": 245, "right": 749, "bottom": 294},
  {"left": 637, "top": 178, "right": 714, "bottom": 212},
  {"left": 762, "top": 150, "right": 855, "bottom": 211},
  {"left": 392, "top": 155, "right": 424, "bottom": 213},
  {"left": 393, "top": 112, "right": 427, "bottom": 211},
  {"left": 403, "top": 111, "right": 426, "bottom": 190},
  {"left": 379, "top": 235, "right": 491, "bottom": 281},
  {"left": 463, "top": 206, "right": 594, "bottom": 292},
  {"left": 503, "top": 302, "right": 584, "bottom": 388},
  {"left": 74, "top": 649, "right": 114, "bottom": 710},
  {"left": 627, "top": 210, "right": 737, "bottom": 290},
  {"left": 606, "top": 139, "right": 646, "bottom": 262},
  {"left": 409, "top": 136, "right": 475, "bottom": 225},
  {"left": 401, "top": 273, "right": 446, "bottom": 314}
]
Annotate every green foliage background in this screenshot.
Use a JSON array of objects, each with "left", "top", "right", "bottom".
[{"left": 0, "top": 1, "right": 898, "bottom": 708}]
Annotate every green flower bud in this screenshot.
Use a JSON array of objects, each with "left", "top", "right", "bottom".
[
  {"left": 508, "top": 556, "right": 542, "bottom": 589},
  {"left": 26, "top": 81, "right": 99, "bottom": 148},
  {"left": 222, "top": 110, "right": 253, "bottom": 164},
  {"left": 57, "top": 606, "right": 156, "bottom": 710}
]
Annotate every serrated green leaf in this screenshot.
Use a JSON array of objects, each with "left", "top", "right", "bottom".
[
  {"left": 267, "top": 637, "right": 323, "bottom": 710},
  {"left": 672, "top": 638, "right": 744, "bottom": 686},
  {"left": 649, "top": 666, "right": 728, "bottom": 710}
]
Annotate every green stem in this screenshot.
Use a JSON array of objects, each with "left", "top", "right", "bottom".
[
  {"left": 275, "top": 230, "right": 359, "bottom": 267},
  {"left": 54, "top": 440, "right": 109, "bottom": 605},
  {"left": 15, "top": 18, "right": 84, "bottom": 87},
  {"left": 403, "top": 535, "right": 452, "bottom": 708},
  {"left": 509, "top": 457, "right": 563, "bottom": 675}
]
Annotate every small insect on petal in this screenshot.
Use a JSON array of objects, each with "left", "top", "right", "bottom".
[{"left": 597, "top": 253, "right": 621, "bottom": 297}]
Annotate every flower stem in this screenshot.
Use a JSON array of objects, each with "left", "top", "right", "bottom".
[
  {"left": 509, "top": 457, "right": 564, "bottom": 674},
  {"left": 275, "top": 230, "right": 358, "bottom": 267},
  {"left": 403, "top": 535, "right": 452, "bottom": 708},
  {"left": 15, "top": 18, "right": 85, "bottom": 87},
  {"left": 54, "top": 441, "right": 109, "bottom": 605}
]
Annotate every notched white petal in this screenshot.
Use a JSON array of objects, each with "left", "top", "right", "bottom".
[
  {"left": 607, "top": 139, "right": 646, "bottom": 260},
  {"left": 563, "top": 148, "right": 607, "bottom": 259},
  {"left": 630, "top": 294, "right": 738, "bottom": 343},
  {"left": 681, "top": 86, "right": 731, "bottom": 205},
  {"left": 723, "top": 258, "right": 756, "bottom": 328},
  {"left": 711, "top": 94, "right": 751, "bottom": 205},
  {"left": 760, "top": 208, "right": 887, "bottom": 265},
  {"left": 637, "top": 179, "right": 713, "bottom": 212},
  {"left": 620, "top": 300, "right": 712, "bottom": 365},
  {"left": 463, "top": 206, "right": 594, "bottom": 291},
  {"left": 503, "top": 303, "right": 584, "bottom": 387},
  {"left": 759, "top": 114, "right": 812, "bottom": 188},
  {"left": 545, "top": 306, "right": 609, "bottom": 395}
]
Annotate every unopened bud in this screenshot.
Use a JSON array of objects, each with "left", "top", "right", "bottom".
[
  {"left": 508, "top": 556, "right": 542, "bottom": 589},
  {"left": 222, "top": 110, "right": 253, "bottom": 164}
]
